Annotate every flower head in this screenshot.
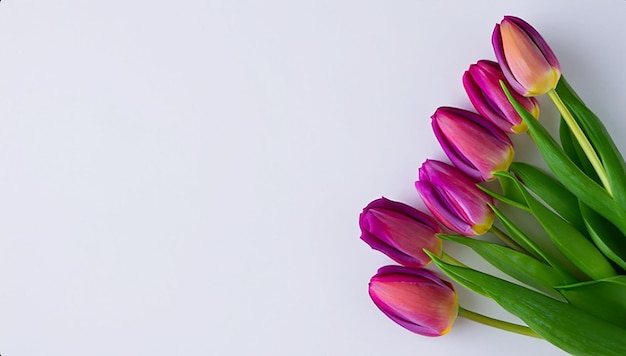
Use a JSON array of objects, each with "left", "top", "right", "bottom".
[
  {"left": 415, "top": 160, "right": 494, "bottom": 236},
  {"left": 463, "top": 60, "right": 540, "bottom": 134},
  {"left": 432, "top": 107, "right": 514, "bottom": 181},
  {"left": 492, "top": 16, "right": 561, "bottom": 96},
  {"left": 360, "top": 197, "right": 442, "bottom": 268},
  {"left": 369, "top": 265, "right": 458, "bottom": 336}
]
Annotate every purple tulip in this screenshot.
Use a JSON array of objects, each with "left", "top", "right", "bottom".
[
  {"left": 432, "top": 107, "right": 514, "bottom": 182},
  {"left": 463, "top": 60, "right": 540, "bottom": 134},
  {"left": 415, "top": 160, "right": 495, "bottom": 236},
  {"left": 360, "top": 197, "right": 443, "bottom": 268},
  {"left": 368, "top": 265, "right": 458, "bottom": 336},
  {"left": 492, "top": 16, "right": 561, "bottom": 97}
]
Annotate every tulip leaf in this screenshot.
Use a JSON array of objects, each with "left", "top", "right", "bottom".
[
  {"left": 556, "top": 276, "right": 626, "bottom": 329},
  {"left": 579, "top": 202, "right": 626, "bottom": 271},
  {"left": 423, "top": 250, "right": 489, "bottom": 298},
  {"left": 488, "top": 204, "right": 549, "bottom": 264},
  {"left": 430, "top": 255, "right": 626, "bottom": 356},
  {"left": 438, "top": 234, "right": 571, "bottom": 299},
  {"left": 499, "top": 174, "right": 528, "bottom": 208},
  {"left": 502, "top": 83, "right": 626, "bottom": 234},
  {"left": 556, "top": 85, "right": 626, "bottom": 271},
  {"left": 509, "top": 162, "right": 586, "bottom": 233},
  {"left": 477, "top": 184, "right": 528, "bottom": 211},
  {"left": 556, "top": 77, "right": 626, "bottom": 208},
  {"left": 495, "top": 171, "right": 616, "bottom": 280},
  {"left": 559, "top": 117, "right": 598, "bottom": 183}
]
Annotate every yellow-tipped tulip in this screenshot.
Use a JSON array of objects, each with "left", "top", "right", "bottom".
[{"left": 492, "top": 16, "right": 561, "bottom": 97}]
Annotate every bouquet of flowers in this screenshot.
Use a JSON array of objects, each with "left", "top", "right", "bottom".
[{"left": 359, "top": 16, "right": 626, "bottom": 355}]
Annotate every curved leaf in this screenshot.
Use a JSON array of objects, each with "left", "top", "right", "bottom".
[
  {"left": 439, "top": 234, "right": 572, "bottom": 299},
  {"left": 510, "top": 162, "right": 586, "bottom": 233},
  {"left": 557, "top": 276, "right": 626, "bottom": 329},
  {"left": 579, "top": 202, "right": 626, "bottom": 271},
  {"left": 556, "top": 77, "right": 626, "bottom": 208},
  {"left": 501, "top": 84, "right": 624, "bottom": 231},
  {"left": 495, "top": 171, "right": 616, "bottom": 280},
  {"left": 431, "top": 256, "right": 626, "bottom": 356}
]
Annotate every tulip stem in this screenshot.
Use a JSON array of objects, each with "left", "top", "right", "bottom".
[
  {"left": 547, "top": 89, "right": 612, "bottom": 196},
  {"left": 458, "top": 306, "right": 542, "bottom": 338},
  {"left": 489, "top": 226, "right": 529, "bottom": 255}
]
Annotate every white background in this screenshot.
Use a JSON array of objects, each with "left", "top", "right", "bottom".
[{"left": 0, "top": 1, "right": 624, "bottom": 355}]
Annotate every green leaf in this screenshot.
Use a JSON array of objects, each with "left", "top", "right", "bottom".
[
  {"left": 556, "top": 77, "right": 626, "bottom": 208},
  {"left": 495, "top": 171, "right": 616, "bottom": 280},
  {"left": 557, "top": 276, "right": 626, "bottom": 329},
  {"left": 438, "top": 234, "right": 571, "bottom": 299},
  {"left": 478, "top": 184, "right": 528, "bottom": 211},
  {"left": 431, "top": 256, "right": 626, "bottom": 356},
  {"left": 502, "top": 83, "right": 626, "bottom": 235},
  {"left": 499, "top": 174, "right": 528, "bottom": 209},
  {"left": 559, "top": 117, "right": 598, "bottom": 183},
  {"left": 579, "top": 202, "right": 626, "bottom": 271},
  {"left": 489, "top": 204, "right": 547, "bottom": 264},
  {"left": 509, "top": 162, "right": 586, "bottom": 233}
]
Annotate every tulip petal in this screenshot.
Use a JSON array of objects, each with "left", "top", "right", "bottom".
[
  {"left": 493, "top": 16, "right": 561, "bottom": 96},
  {"left": 433, "top": 108, "right": 514, "bottom": 181},
  {"left": 360, "top": 197, "right": 442, "bottom": 267},
  {"left": 368, "top": 266, "right": 458, "bottom": 336},
  {"left": 416, "top": 160, "right": 494, "bottom": 236}
]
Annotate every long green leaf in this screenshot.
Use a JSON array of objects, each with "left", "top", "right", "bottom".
[
  {"left": 579, "top": 202, "right": 626, "bottom": 271},
  {"left": 509, "top": 162, "right": 586, "bottom": 233},
  {"left": 558, "top": 113, "right": 626, "bottom": 271},
  {"left": 489, "top": 204, "right": 549, "bottom": 264},
  {"left": 559, "top": 117, "right": 598, "bottom": 183},
  {"left": 438, "top": 234, "right": 571, "bottom": 299},
  {"left": 495, "top": 171, "right": 616, "bottom": 280},
  {"left": 556, "top": 77, "right": 626, "bottom": 208},
  {"left": 502, "top": 84, "right": 626, "bottom": 234},
  {"left": 557, "top": 276, "right": 626, "bottom": 329},
  {"left": 478, "top": 185, "right": 529, "bottom": 211},
  {"left": 431, "top": 255, "right": 626, "bottom": 356}
]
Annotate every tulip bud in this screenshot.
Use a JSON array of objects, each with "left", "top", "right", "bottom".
[
  {"left": 432, "top": 107, "right": 514, "bottom": 181},
  {"left": 360, "top": 197, "right": 443, "bottom": 268},
  {"left": 463, "top": 60, "right": 540, "bottom": 134},
  {"left": 368, "top": 265, "right": 458, "bottom": 336},
  {"left": 415, "top": 160, "right": 495, "bottom": 236},
  {"left": 492, "top": 16, "right": 561, "bottom": 96}
]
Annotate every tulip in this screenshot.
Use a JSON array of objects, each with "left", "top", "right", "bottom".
[
  {"left": 359, "top": 197, "right": 443, "bottom": 268},
  {"left": 415, "top": 160, "right": 494, "bottom": 236},
  {"left": 432, "top": 107, "right": 514, "bottom": 181},
  {"left": 492, "top": 16, "right": 561, "bottom": 96},
  {"left": 463, "top": 60, "right": 540, "bottom": 134},
  {"left": 368, "top": 265, "right": 458, "bottom": 336}
]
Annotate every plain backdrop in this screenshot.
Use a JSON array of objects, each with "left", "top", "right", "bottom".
[{"left": 0, "top": 1, "right": 625, "bottom": 355}]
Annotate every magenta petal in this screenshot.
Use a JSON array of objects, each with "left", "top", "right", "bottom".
[
  {"left": 416, "top": 160, "right": 494, "bottom": 236},
  {"left": 368, "top": 265, "right": 458, "bottom": 337},
  {"left": 359, "top": 197, "right": 442, "bottom": 268},
  {"left": 493, "top": 16, "right": 561, "bottom": 96},
  {"left": 504, "top": 16, "right": 560, "bottom": 71},
  {"left": 492, "top": 23, "right": 528, "bottom": 96},
  {"left": 431, "top": 107, "right": 513, "bottom": 181}
]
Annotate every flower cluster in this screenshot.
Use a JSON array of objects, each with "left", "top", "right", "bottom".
[{"left": 359, "top": 16, "right": 626, "bottom": 355}]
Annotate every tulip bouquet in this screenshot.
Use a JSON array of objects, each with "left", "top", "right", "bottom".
[{"left": 359, "top": 16, "right": 626, "bottom": 355}]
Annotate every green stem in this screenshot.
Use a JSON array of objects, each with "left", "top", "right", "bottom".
[
  {"left": 458, "top": 306, "right": 542, "bottom": 338},
  {"left": 547, "top": 89, "right": 612, "bottom": 196},
  {"left": 489, "top": 225, "right": 529, "bottom": 255}
]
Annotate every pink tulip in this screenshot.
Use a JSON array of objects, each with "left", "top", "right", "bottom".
[
  {"left": 492, "top": 16, "right": 561, "bottom": 96},
  {"left": 463, "top": 60, "right": 540, "bottom": 134},
  {"left": 360, "top": 197, "right": 442, "bottom": 268},
  {"left": 369, "top": 265, "right": 458, "bottom": 336}
]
